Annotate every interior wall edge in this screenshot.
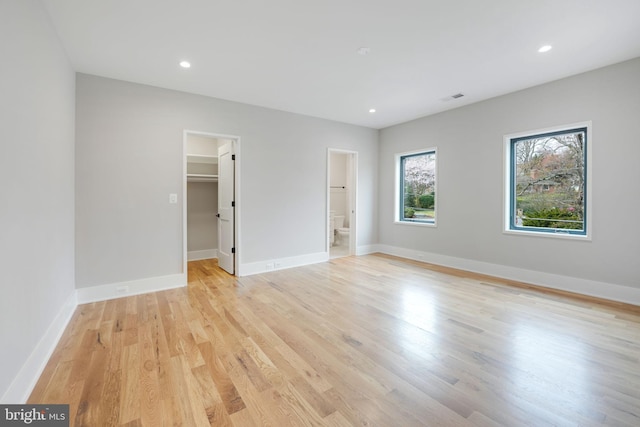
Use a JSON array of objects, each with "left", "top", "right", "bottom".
[
  {"left": 0, "top": 291, "right": 77, "bottom": 404},
  {"left": 375, "top": 244, "right": 640, "bottom": 307}
]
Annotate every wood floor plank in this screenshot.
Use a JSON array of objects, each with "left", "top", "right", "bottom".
[
  {"left": 74, "top": 335, "right": 111, "bottom": 426},
  {"left": 118, "top": 344, "right": 140, "bottom": 424},
  {"left": 199, "top": 344, "right": 243, "bottom": 414},
  {"left": 28, "top": 254, "right": 640, "bottom": 426},
  {"left": 322, "top": 410, "right": 353, "bottom": 427},
  {"left": 229, "top": 407, "right": 257, "bottom": 427},
  {"left": 138, "top": 320, "right": 162, "bottom": 427}
]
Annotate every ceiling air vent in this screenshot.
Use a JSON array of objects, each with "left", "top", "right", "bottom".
[{"left": 440, "top": 93, "right": 466, "bottom": 102}]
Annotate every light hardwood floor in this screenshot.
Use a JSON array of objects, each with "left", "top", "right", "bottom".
[{"left": 29, "top": 254, "right": 640, "bottom": 426}]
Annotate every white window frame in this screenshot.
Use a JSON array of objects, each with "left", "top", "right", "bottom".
[
  {"left": 394, "top": 147, "right": 438, "bottom": 227},
  {"left": 503, "top": 122, "right": 592, "bottom": 240}
]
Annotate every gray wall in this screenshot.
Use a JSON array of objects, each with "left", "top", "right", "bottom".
[
  {"left": 75, "top": 74, "right": 378, "bottom": 287},
  {"left": 0, "top": 0, "right": 76, "bottom": 400},
  {"left": 187, "top": 182, "right": 218, "bottom": 252},
  {"left": 379, "top": 58, "right": 640, "bottom": 291}
]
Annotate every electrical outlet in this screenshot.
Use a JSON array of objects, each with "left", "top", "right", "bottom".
[
  {"left": 116, "top": 285, "right": 129, "bottom": 293},
  {"left": 169, "top": 193, "right": 178, "bottom": 204},
  {"left": 266, "top": 263, "right": 274, "bottom": 270},
  {"left": 274, "top": 262, "right": 282, "bottom": 268}
]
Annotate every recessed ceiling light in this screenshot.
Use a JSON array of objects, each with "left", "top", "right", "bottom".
[
  {"left": 538, "top": 45, "right": 552, "bottom": 53},
  {"left": 179, "top": 61, "right": 191, "bottom": 68},
  {"left": 369, "top": 108, "right": 376, "bottom": 113},
  {"left": 357, "top": 47, "right": 371, "bottom": 56}
]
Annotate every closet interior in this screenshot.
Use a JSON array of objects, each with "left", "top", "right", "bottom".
[{"left": 186, "top": 134, "right": 221, "bottom": 261}]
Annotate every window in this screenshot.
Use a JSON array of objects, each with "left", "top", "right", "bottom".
[
  {"left": 504, "top": 123, "right": 591, "bottom": 238},
  {"left": 396, "top": 148, "right": 437, "bottom": 225}
]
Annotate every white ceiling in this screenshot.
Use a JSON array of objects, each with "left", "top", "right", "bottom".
[{"left": 42, "top": 0, "right": 640, "bottom": 129}]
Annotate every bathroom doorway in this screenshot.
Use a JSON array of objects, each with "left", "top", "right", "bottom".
[{"left": 327, "top": 149, "right": 357, "bottom": 258}]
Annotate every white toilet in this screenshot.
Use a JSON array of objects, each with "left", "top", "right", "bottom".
[{"left": 334, "top": 215, "right": 350, "bottom": 246}]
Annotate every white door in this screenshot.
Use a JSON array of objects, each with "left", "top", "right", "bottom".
[{"left": 217, "top": 141, "right": 235, "bottom": 274}]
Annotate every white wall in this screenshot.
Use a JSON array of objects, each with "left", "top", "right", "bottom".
[
  {"left": 0, "top": 0, "right": 76, "bottom": 402},
  {"left": 75, "top": 74, "right": 378, "bottom": 287},
  {"left": 378, "top": 58, "right": 640, "bottom": 302}
]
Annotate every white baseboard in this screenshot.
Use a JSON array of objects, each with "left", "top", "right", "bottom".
[
  {"left": 375, "top": 244, "right": 640, "bottom": 306},
  {"left": 188, "top": 249, "right": 217, "bottom": 261},
  {"left": 76, "top": 273, "right": 187, "bottom": 304},
  {"left": 239, "top": 251, "right": 329, "bottom": 276},
  {"left": 356, "top": 244, "right": 378, "bottom": 256},
  {"left": 1, "top": 291, "right": 77, "bottom": 404}
]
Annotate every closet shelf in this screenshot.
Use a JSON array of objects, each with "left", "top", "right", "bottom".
[
  {"left": 187, "top": 174, "right": 218, "bottom": 182},
  {"left": 187, "top": 154, "right": 218, "bottom": 164}
]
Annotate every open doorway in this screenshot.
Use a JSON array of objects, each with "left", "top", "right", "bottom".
[
  {"left": 183, "top": 131, "right": 239, "bottom": 276},
  {"left": 327, "top": 149, "right": 357, "bottom": 258}
]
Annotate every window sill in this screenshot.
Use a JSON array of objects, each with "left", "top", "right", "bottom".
[
  {"left": 395, "top": 220, "right": 437, "bottom": 228},
  {"left": 503, "top": 229, "right": 591, "bottom": 241}
]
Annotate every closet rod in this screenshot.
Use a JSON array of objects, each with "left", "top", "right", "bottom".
[{"left": 331, "top": 186, "right": 346, "bottom": 189}]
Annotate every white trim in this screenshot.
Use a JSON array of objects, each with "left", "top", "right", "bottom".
[
  {"left": 188, "top": 249, "right": 218, "bottom": 261},
  {"left": 234, "top": 138, "right": 242, "bottom": 275},
  {"left": 238, "top": 251, "right": 329, "bottom": 277},
  {"left": 182, "top": 130, "right": 189, "bottom": 278},
  {"left": 349, "top": 152, "right": 358, "bottom": 256},
  {"left": 1, "top": 291, "right": 77, "bottom": 404},
  {"left": 393, "top": 220, "right": 437, "bottom": 228},
  {"left": 375, "top": 244, "right": 640, "bottom": 306},
  {"left": 326, "top": 150, "right": 331, "bottom": 253},
  {"left": 76, "top": 273, "right": 186, "bottom": 304},
  {"left": 356, "top": 244, "right": 378, "bottom": 256},
  {"left": 502, "top": 228, "right": 591, "bottom": 241},
  {"left": 503, "top": 121, "right": 592, "bottom": 240}
]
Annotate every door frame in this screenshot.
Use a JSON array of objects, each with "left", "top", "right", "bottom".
[
  {"left": 326, "top": 148, "right": 358, "bottom": 256},
  {"left": 183, "top": 130, "right": 241, "bottom": 277}
]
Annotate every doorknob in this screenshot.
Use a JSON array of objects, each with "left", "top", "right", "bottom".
[{"left": 216, "top": 214, "right": 220, "bottom": 218}]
